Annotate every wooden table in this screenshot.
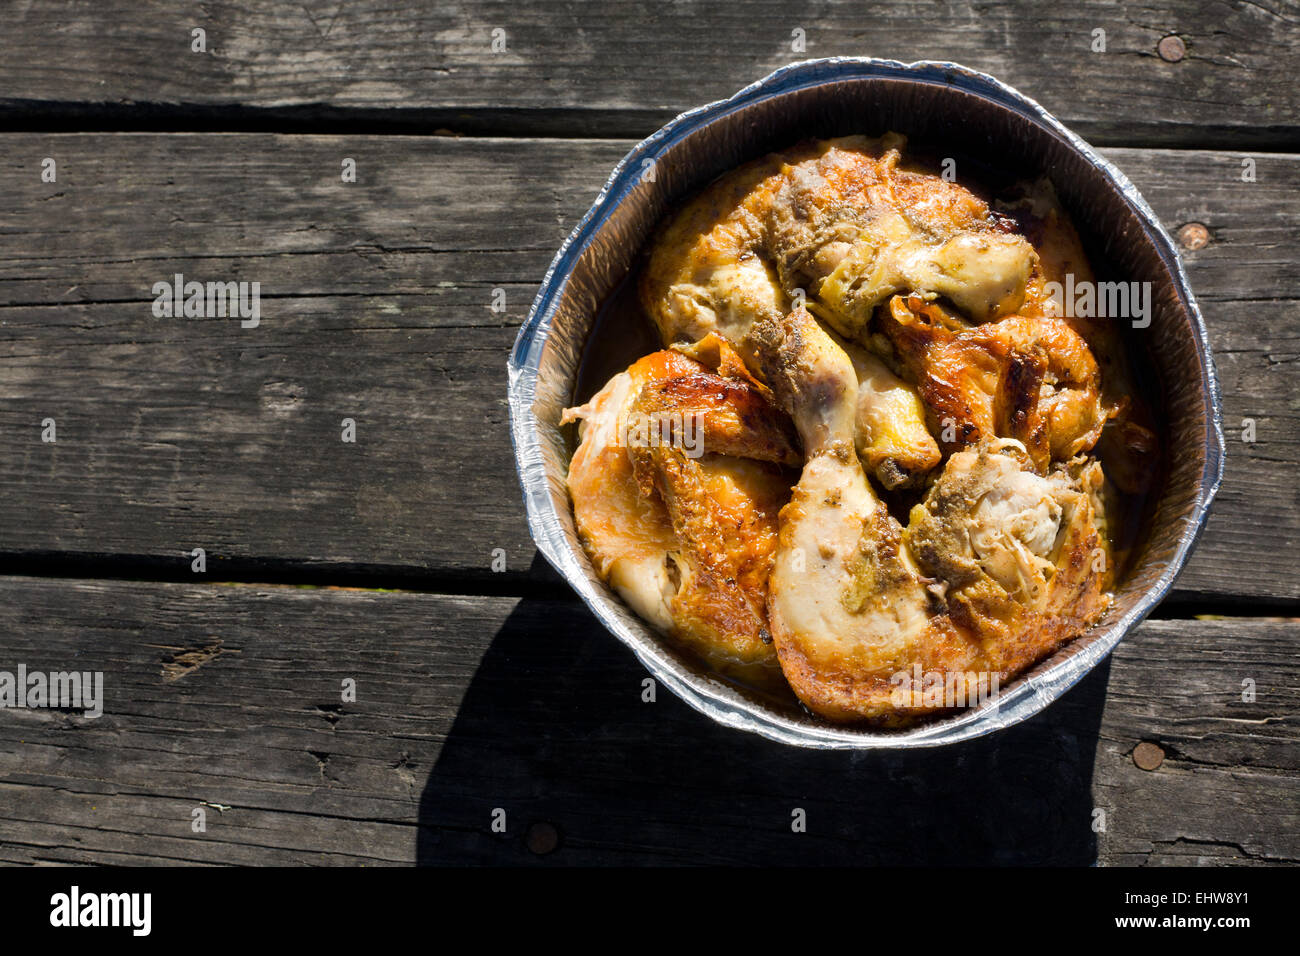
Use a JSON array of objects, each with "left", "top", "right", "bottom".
[{"left": 0, "top": 1, "right": 1295, "bottom": 866}]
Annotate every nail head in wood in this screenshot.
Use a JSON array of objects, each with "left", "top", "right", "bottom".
[
  {"left": 526, "top": 821, "right": 560, "bottom": 855},
  {"left": 1178, "top": 222, "right": 1210, "bottom": 250},
  {"left": 1158, "top": 35, "right": 1186, "bottom": 63},
  {"left": 1133, "top": 741, "right": 1165, "bottom": 771}
]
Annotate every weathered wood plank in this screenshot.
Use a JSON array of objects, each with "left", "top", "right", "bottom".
[
  {"left": 0, "top": 578, "right": 1292, "bottom": 865},
  {"left": 0, "top": 136, "right": 1295, "bottom": 599},
  {"left": 1, "top": 1, "right": 1297, "bottom": 146}
]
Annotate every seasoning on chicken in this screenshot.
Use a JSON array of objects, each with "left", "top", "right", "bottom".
[{"left": 752, "top": 308, "right": 1110, "bottom": 722}]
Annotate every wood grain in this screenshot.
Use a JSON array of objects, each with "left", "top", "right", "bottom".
[
  {"left": 1, "top": 1, "right": 1297, "bottom": 146},
  {"left": 0, "top": 577, "right": 1291, "bottom": 866},
  {"left": 0, "top": 135, "right": 1295, "bottom": 600},
  {"left": 0, "top": 0, "right": 1292, "bottom": 874}
]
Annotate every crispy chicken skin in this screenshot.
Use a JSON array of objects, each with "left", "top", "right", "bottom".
[
  {"left": 564, "top": 346, "right": 796, "bottom": 686},
  {"left": 571, "top": 134, "right": 1126, "bottom": 723},
  {"left": 880, "top": 294, "right": 1113, "bottom": 472}
]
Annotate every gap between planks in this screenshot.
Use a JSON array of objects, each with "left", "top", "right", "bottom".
[
  {"left": 1, "top": 101, "right": 1299, "bottom": 153},
  {"left": 0, "top": 558, "right": 1293, "bottom": 622}
]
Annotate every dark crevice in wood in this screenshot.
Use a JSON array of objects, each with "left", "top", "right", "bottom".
[
  {"left": 1136, "top": 836, "right": 1300, "bottom": 866},
  {"left": 0, "top": 551, "right": 1293, "bottom": 621},
  {"left": 0, "top": 550, "right": 573, "bottom": 601},
  {"left": 4, "top": 778, "right": 425, "bottom": 830},
  {"left": 3, "top": 100, "right": 1300, "bottom": 152},
  {"left": 1154, "top": 590, "right": 1300, "bottom": 618},
  {"left": 0, "top": 100, "right": 668, "bottom": 140}
]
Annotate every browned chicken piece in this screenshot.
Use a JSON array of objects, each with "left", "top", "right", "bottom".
[
  {"left": 768, "top": 136, "right": 1035, "bottom": 337},
  {"left": 563, "top": 347, "right": 797, "bottom": 686},
  {"left": 879, "top": 294, "right": 1113, "bottom": 472},
  {"left": 838, "top": 332, "right": 943, "bottom": 488},
  {"left": 639, "top": 152, "right": 791, "bottom": 357},
  {"left": 630, "top": 355, "right": 800, "bottom": 468},
  {"left": 905, "top": 448, "right": 1113, "bottom": 633},
  {"left": 752, "top": 307, "right": 1111, "bottom": 723},
  {"left": 641, "top": 134, "right": 1036, "bottom": 349},
  {"left": 1001, "top": 177, "right": 1162, "bottom": 503},
  {"left": 1000, "top": 176, "right": 1115, "bottom": 352}
]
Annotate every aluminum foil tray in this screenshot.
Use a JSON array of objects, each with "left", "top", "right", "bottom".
[{"left": 507, "top": 58, "right": 1224, "bottom": 748}]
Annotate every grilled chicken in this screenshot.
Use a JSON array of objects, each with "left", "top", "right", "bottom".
[
  {"left": 568, "top": 134, "right": 1124, "bottom": 722},
  {"left": 641, "top": 134, "right": 1035, "bottom": 351},
  {"left": 879, "top": 294, "right": 1113, "bottom": 472},
  {"left": 639, "top": 134, "right": 1041, "bottom": 485},
  {"left": 753, "top": 308, "right": 1110, "bottom": 722},
  {"left": 563, "top": 346, "right": 797, "bottom": 685}
]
